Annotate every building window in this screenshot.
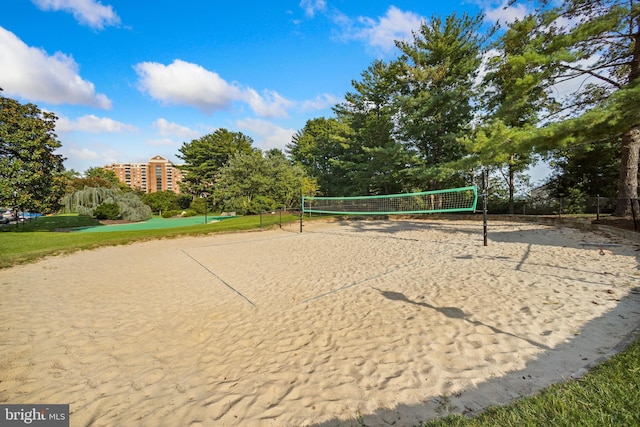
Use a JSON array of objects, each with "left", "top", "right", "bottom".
[{"left": 156, "top": 165, "right": 162, "bottom": 190}]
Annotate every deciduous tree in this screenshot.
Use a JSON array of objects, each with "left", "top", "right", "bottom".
[
  {"left": 213, "top": 149, "right": 316, "bottom": 214},
  {"left": 0, "top": 94, "right": 65, "bottom": 213}
]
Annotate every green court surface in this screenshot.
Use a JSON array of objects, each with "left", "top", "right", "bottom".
[{"left": 75, "top": 216, "right": 234, "bottom": 233}]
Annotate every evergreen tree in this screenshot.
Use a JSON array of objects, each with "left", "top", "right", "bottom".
[
  {"left": 177, "top": 129, "right": 254, "bottom": 195},
  {"left": 333, "top": 61, "right": 414, "bottom": 195},
  {"left": 286, "top": 117, "right": 351, "bottom": 196},
  {"left": 548, "top": 138, "right": 620, "bottom": 202},
  {"left": 498, "top": 0, "right": 640, "bottom": 215},
  {"left": 395, "top": 13, "right": 486, "bottom": 189}
]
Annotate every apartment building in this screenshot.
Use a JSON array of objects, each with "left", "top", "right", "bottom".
[{"left": 104, "top": 156, "right": 184, "bottom": 194}]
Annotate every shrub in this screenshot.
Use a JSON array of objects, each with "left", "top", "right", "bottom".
[
  {"left": 117, "top": 192, "right": 153, "bottom": 222},
  {"left": 161, "top": 210, "right": 181, "bottom": 218},
  {"left": 189, "top": 197, "right": 207, "bottom": 214},
  {"left": 62, "top": 187, "right": 152, "bottom": 222},
  {"left": 249, "top": 196, "right": 277, "bottom": 214},
  {"left": 93, "top": 202, "right": 120, "bottom": 220},
  {"left": 177, "top": 194, "right": 193, "bottom": 210}
]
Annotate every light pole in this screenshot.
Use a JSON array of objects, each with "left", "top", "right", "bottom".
[
  {"left": 13, "top": 189, "right": 18, "bottom": 229},
  {"left": 201, "top": 192, "right": 210, "bottom": 224}
]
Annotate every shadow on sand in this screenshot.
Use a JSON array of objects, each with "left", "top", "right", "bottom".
[
  {"left": 310, "top": 287, "right": 640, "bottom": 427},
  {"left": 373, "top": 289, "right": 552, "bottom": 351}
]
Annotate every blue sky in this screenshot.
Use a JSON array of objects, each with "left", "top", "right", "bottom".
[{"left": 2, "top": 0, "right": 531, "bottom": 175}]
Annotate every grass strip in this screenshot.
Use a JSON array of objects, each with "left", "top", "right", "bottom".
[{"left": 0, "top": 213, "right": 300, "bottom": 269}]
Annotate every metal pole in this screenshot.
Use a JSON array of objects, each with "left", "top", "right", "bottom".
[
  {"left": 299, "top": 190, "right": 303, "bottom": 233},
  {"left": 483, "top": 169, "right": 488, "bottom": 247},
  {"left": 596, "top": 194, "right": 600, "bottom": 222}
]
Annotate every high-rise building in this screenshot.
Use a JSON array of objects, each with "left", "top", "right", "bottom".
[{"left": 104, "top": 156, "right": 184, "bottom": 194}]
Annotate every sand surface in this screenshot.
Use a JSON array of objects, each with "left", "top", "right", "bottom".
[{"left": 1, "top": 219, "right": 640, "bottom": 426}]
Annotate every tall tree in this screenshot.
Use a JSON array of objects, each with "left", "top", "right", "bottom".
[
  {"left": 286, "top": 117, "right": 351, "bottom": 196},
  {"left": 0, "top": 94, "right": 65, "bottom": 213},
  {"left": 177, "top": 129, "right": 254, "bottom": 195},
  {"left": 213, "top": 149, "right": 316, "bottom": 213},
  {"left": 501, "top": 0, "right": 640, "bottom": 215},
  {"left": 85, "top": 167, "right": 122, "bottom": 187},
  {"left": 471, "top": 13, "right": 553, "bottom": 213},
  {"left": 395, "top": 13, "right": 486, "bottom": 189},
  {"left": 263, "top": 149, "right": 318, "bottom": 208},
  {"left": 333, "top": 60, "right": 414, "bottom": 195}
]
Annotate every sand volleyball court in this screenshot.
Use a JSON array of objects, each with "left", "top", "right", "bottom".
[{"left": 1, "top": 219, "right": 639, "bottom": 426}]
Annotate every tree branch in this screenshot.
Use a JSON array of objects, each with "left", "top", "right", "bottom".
[{"left": 557, "top": 64, "right": 623, "bottom": 89}]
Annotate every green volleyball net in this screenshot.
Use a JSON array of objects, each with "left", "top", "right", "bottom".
[{"left": 302, "top": 186, "right": 478, "bottom": 215}]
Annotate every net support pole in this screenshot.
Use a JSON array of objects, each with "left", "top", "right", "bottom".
[
  {"left": 483, "top": 169, "right": 488, "bottom": 247},
  {"left": 299, "top": 190, "right": 303, "bottom": 233}
]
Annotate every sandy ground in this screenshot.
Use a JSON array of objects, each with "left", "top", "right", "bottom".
[{"left": 1, "top": 219, "right": 639, "bottom": 426}]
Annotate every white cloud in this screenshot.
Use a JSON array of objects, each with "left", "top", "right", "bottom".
[
  {"left": 56, "top": 114, "right": 136, "bottom": 133},
  {"left": 243, "top": 88, "right": 294, "bottom": 119},
  {"left": 300, "top": 0, "right": 326, "bottom": 18},
  {"left": 134, "top": 60, "right": 242, "bottom": 112},
  {"left": 31, "top": 0, "right": 120, "bottom": 30},
  {"left": 134, "top": 59, "right": 294, "bottom": 118},
  {"left": 0, "top": 27, "right": 111, "bottom": 108},
  {"left": 68, "top": 146, "right": 100, "bottom": 160},
  {"left": 236, "top": 118, "right": 295, "bottom": 151},
  {"left": 481, "top": 0, "right": 532, "bottom": 26},
  {"left": 61, "top": 142, "right": 123, "bottom": 172},
  {"left": 300, "top": 93, "right": 340, "bottom": 111},
  {"left": 334, "top": 6, "right": 424, "bottom": 55},
  {"left": 152, "top": 118, "right": 200, "bottom": 139}
]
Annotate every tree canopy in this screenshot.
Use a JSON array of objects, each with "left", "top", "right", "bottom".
[
  {"left": 64, "top": 167, "right": 128, "bottom": 193},
  {"left": 333, "top": 60, "right": 413, "bottom": 195},
  {"left": 177, "top": 129, "right": 255, "bottom": 195},
  {"left": 61, "top": 186, "right": 152, "bottom": 222},
  {"left": 483, "top": 0, "right": 640, "bottom": 215},
  {"left": 286, "top": 117, "right": 352, "bottom": 196},
  {"left": 288, "top": 1, "right": 639, "bottom": 216},
  {"left": 0, "top": 94, "right": 65, "bottom": 213},
  {"left": 289, "top": 13, "right": 487, "bottom": 196},
  {"left": 4, "top": 1, "right": 637, "bottom": 217},
  {"left": 213, "top": 149, "right": 316, "bottom": 214},
  {"left": 395, "top": 13, "right": 486, "bottom": 174}
]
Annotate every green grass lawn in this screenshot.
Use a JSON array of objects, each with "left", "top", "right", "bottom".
[
  {"left": 0, "top": 213, "right": 299, "bottom": 268},
  {"left": 1, "top": 213, "right": 638, "bottom": 426}
]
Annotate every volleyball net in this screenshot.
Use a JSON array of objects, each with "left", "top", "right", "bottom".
[{"left": 302, "top": 186, "right": 478, "bottom": 215}]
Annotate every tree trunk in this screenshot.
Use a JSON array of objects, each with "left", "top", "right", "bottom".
[
  {"left": 615, "top": 14, "right": 640, "bottom": 216},
  {"left": 614, "top": 125, "right": 640, "bottom": 216}
]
